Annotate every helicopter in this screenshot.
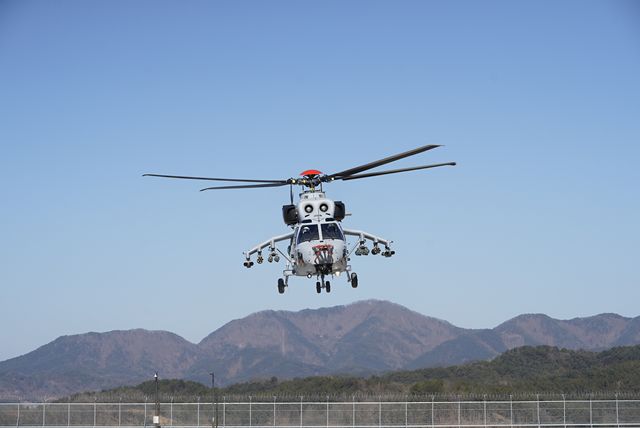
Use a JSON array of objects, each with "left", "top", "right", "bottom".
[{"left": 144, "top": 144, "right": 455, "bottom": 294}]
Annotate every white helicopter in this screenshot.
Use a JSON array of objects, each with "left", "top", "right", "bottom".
[{"left": 144, "top": 144, "right": 455, "bottom": 294}]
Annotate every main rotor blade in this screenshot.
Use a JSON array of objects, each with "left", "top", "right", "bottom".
[
  {"left": 143, "top": 173, "right": 287, "bottom": 184},
  {"left": 200, "top": 182, "right": 289, "bottom": 191},
  {"left": 327, "top": 144, "right": 441, "bottom": 179},
  {"left": 340, "top": 162, "right": 456, "bottom": 181}
]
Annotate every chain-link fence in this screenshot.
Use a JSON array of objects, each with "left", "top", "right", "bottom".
[{"left": 1, "top": 399, "right": 639, "bottom": 428}]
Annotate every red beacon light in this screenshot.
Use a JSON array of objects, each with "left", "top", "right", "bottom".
[{"left": 300, "top": 169, "right": 323, "bottom": 177}]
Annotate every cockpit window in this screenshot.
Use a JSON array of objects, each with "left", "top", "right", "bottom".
[
  {"left": 297, "top": 225, "right": 319, "bottom": 244},
  {"left": 321, "top": 223, "right": 344, "bottom": 240}
]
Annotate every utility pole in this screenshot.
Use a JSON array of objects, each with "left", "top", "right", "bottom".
[
  {"left": 210, "top": 372, "right": 218, "bottom": 428},
  {"left": 154, "top": 372, "right": 161, "bottom": 428}
]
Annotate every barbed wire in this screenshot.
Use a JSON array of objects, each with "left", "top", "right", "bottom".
[{"left": 3, "top": 391, "right": 640, "bottom": 404}]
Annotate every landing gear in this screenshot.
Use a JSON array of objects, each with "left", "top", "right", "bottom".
[
  {"left": 316, "top": 276, "right": 331, "bottom": 293},
  {"left": 350, "top": 272, "right": 358, "bottom": 288},
  {"left": 277, "top": 278, "right": 286, "bottom": 294}
]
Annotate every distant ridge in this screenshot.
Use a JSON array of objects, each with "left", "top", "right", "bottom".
[{"left": 1, "top": 300, "right": 639, "bottom": 399}]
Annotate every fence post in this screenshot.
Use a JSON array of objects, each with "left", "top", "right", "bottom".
[
  {"left": 93, "top": 399, "right": 96, "bottom": 428},
  {"left": 352, "top": 397, "right": 355, "bottom": 428},
  {"left": 68, "top": 402, "right": 71, "bottom": 428},
  {"left": 197, "top": 398, "right": 200, "bottom": 428},
  {"left": 537, "top": 394, "right": 540, "bottom": 428},
  {"left": 378, "top": 399, "right": 380, "bottom": 428},
  {"left": 405, "top": 400, "right": 407, "bottom": 428},
  {"left": 118, "top": 399, "right": 121, "bottom": 428},
  {"left": 616, "top": 394, "right": 620, "bottom": 428},
  {"left": 223, "top": 397, "right": 226, "bottom": 428},
  {"left": 327, "top": 396, "right": 330, "bottom": 428},
  {"left": 249, "top": 396, "right": 252, "bottom": 427},
  {"left": 509, "top": 395, "right": 513, "bottom": 428},
  {"left": 16, "top": 403, "right": 20, "bottom": 428},
  {"left": 300, "top": 397, "right": 303, "bottom": 428},
  {"left": 483, "top": 396, "right": 487, "bottom": 428},
  {"left": 170, "top": 397, "right": 173, "bottom": 428},
  {"left": 562, "top": 394, "right": 566, "bottom": 428},
  {"left": 431, "top": 396, "right": 434, "bottom": 428},
  {"left": 590, "top": 398, "right": 593, "bottom": 428},
  {"left": 273, "top": 396, "right": 276, "bottom": 428},
  {"left": 144, "top": 398, "right": 148, "bottom": 428},
  {"left": 457, "top": 400, "right": 461, "bottom": 428}
]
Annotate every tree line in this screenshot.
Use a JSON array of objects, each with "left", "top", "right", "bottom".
[{"left": 62, "top": 345, "right": 640, "bottom": 402}]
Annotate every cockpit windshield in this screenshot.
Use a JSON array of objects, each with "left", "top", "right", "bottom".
[
  {"left": 297, "top": 225, "right": 319, "bottom": 244},
  {"left": 321, "top": 222, "right": 344, "bottom": 240}
]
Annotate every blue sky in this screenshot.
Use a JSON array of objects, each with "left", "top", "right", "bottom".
[{"left": 1, "top": 0, "right": 639, "bottom": 362}]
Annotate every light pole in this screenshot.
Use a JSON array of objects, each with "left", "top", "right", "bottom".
[
  {"left": 154, "top": 372, "right": 161, "bottom": 428},
  {"left": 210, "top": 372, "right": 218, "bottom": 428}
]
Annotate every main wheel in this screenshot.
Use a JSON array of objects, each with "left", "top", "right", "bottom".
[
  {"left": 351, "top": 272, "right": 358, "bottom": 288},
  {"left": 316, "top": 281, "right": 322, "bottom": 294},
  {"left": 325, "top": 281, "right": 331, "bottom": 293},
  {"left": 277, "top": 278, "right": 285, "bottom": 294}
]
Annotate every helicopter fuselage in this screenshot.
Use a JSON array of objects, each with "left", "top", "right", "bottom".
[
  {"left": 290, "top": 191, "right": 346, "bottom": 276},
  {"left": 291, "top": 223, "right": 348, "bottom": 276},
  {"left": 243, "top": 189, "right": 394, "bottom": 292}
]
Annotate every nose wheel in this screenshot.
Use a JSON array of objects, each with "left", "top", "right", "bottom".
[{"left": 316, "top": 276, "right": 331, "bottom": 293}]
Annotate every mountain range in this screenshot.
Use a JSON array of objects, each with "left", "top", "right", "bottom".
[{"left": 1, "top": 300, "right": 639, "bottom": 399}]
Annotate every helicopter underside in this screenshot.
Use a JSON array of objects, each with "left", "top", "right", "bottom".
[
  {"left": 290, "top": 259, "right": 349, "bottom": 276},
  {"left": 290, "top": 240, "right": 348, "bottom": 276},
  {"left": 283, "top": 259, "right": 353, "bottom": 295}
]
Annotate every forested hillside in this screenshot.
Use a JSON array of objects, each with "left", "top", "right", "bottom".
[{"left": 64, "top": 345, "right": 640, "bottom": 401}]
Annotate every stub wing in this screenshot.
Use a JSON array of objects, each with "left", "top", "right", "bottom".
[
  {"left": 244, "top": 232, "right": 294, "bottom": 259},
  {"left": 343, "top": 228, "right": 394, "bottom": 257},
  {"left": 342, "top": 228, "right": 392, "bottom": 247}
]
